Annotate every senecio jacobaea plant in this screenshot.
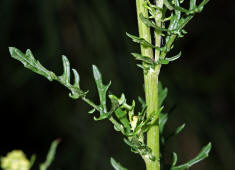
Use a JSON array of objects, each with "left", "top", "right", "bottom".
[{"left": 8, "top": 0, "right": 211, "bottom": 170}]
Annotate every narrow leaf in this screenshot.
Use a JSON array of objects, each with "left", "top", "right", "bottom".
[
  {"left": 40, "top": 139, "right": 60, "bottom": 170},
  {"left": 159, "top": 112, "right": 168, "bottom": 134},
  {"left": 72, "top": 69, "right": 80, "bottom": 88},
  {"left": 158, "top": 82, "right": 168, "bottom": 108},
  {"left": 172, "top": 152, "right": 178, "bottom": 167},
  {"left": 126, "top": 32, "right": 163, "bottom": 50},
  {"left": 110, "top": 157, "right": 128, "bottom": 170},
  {"left": 131, "top": 53, "right": 154, "bottom": 65},
  {"left": 157, "top": 51, "right": 181, "bottom": 65},
  {"left": 59, "top": 55, "right": 71, "bottom": 85},
  {"left": 166, "top": 124, "right": 186, "bottom": 141},
  {"left": 171, "top": 143, "right": 212, "bottom": 170}
]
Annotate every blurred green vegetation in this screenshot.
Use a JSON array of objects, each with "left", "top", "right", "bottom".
[{"left": 0, "top": 0, "right": 234, "bottom": 170}]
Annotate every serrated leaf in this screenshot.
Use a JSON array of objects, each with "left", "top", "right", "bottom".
[
  {"left": 110, "top": 157, "right": 128, "bottom": 170},
  {"left": 92, "top": 65, "right": 111, "bottom": 120},
  {"left": 171, "top": 143, "right": 212, "bottom": 170},
  {"left": 9, "top": 47, "right": 56, "bottom": 81},
  {"left": 40, "top": 139, "right": 60, "bottom": 170}
]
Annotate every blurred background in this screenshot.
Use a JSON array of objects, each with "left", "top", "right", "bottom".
[{"left": 0, "top": 0, "right": 234, "bottom": 170}]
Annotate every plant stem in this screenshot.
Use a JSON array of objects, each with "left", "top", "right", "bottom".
[{"left": 136, "top": 0, "right": 163, "bottom": 170}]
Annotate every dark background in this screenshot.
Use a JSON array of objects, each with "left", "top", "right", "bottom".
[{"left": 0, "top": 0, "right": 234, "bottom": 170}]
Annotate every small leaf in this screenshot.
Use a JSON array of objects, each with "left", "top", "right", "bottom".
[
  {"left": 59, "top": 55, "right": 70, "bottom": 85},
  {"left": 158, "top": 82, "right": 168, "bottom": 108},
  {"left": 126, "top": 32, "right": 163, "bottom": 51},
  {"left": 157, "top": 51, "right": 181, "bottom": 65},
  {"left": 40, "top": 139, "right": 60, "bottom": 170},
  {"left": 92, "top": 65, "right": 111, "bottom": 120},
  {"left": 139, "top": 13, "right": 156, "bottom": 28},
  {"left": 171, "top": 152, "right": 178, "bottom": 167},
  {"left": 72, "top": 69, "right": 80, "bottom": 88},
  {"left": 139, "top": 13, "right": 170, "bottom": 33},
  {"left": 123, "top": 137, "right": 155, "bottom": 161},
  {"left": 115, "top": 108, "right": 131, "bottom": 131},
  {"left": 110, "top": 157, "right": 128, "bottom": 170},
  {"left": 171, "top": 143, "right": 212, "bottom": 170},
  {"left": 88, "top": 108, "right": 96, "bottom": 114},
  {"left": 131, "top": 53, "right": 154, "bottom": 65},
  {"left": 159, "top": 112, "right": 168, "bottom": 134},
  {"left": 166, "top": 124, "right": 186, "bottom": 141}
]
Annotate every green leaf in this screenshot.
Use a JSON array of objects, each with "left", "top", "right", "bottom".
[
  {"left": 92, "top": 65, "right": 111, "bottom": 120},
  {"left": 139, "top": 13, "right": 170, "bottom": 33},
  {"left": 164, "top": 0, "right": 174, "bottom": 10},
  {"left": 59, "top": 55, "right": 71, "bottom": 85},
  {"left": 40, "top": 139, "right": 60, "bottom": 170},
  {"left": 126, "top": 32, "right": 163, "bottom": 51},
  {"left": 190, "top": 0, "right": 196, "bottom": 10},
  {"left": 171, "top": 152, "right": 178, "bottom": 167},
  {"left": 157, "top": 51, "right": 181, "bottom": 65},
  {"left": 114, "top": 108, "right": 131, "bottom": 132},
  {"left": 166, "top": 124, "right": 186, "bottom": 141},
  {"left": 110, "top": 157, "right": 128, "bottom": 170},
  {"left": 124, "top": 137, "right": 155, "bottom": 161},
  {"left": 158, "top": 82, "right": 168, "bottom": 108},
  {"left": 171, "top": 143, "right": 212, "bottom": 170},
  {"left": 88, "top": 108, "right": 96, "bottom": 114},
  {"left": 131, "top": 53, "right": 154, "bottom": 65},
  {"left": 9, "top": 47, "right": 86, "bottom": 100},
  {"left": 9, "top": 47, "right": 56, "bottom": 81},
  {"left": 159, "top": 112, "right": 168, "bottom": 134}
]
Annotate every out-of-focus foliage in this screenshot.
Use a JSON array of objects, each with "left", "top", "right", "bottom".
[{"left": 0, "top": 0, "right": 234, "bottom": 170}]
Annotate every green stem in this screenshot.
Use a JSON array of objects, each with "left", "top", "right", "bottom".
[{"left": 136, "top": 0, "right": 163, "bottom": 170}]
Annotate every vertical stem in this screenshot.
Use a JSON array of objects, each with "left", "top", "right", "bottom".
[{"left": 136, "top": 0, "right": 163, "bottom": 170}]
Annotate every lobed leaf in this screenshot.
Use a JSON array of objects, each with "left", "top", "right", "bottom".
[
  {"left": 92, "top": 65, "right": 111, "bottom": 120},
  {"left": 9, "top": 47, "right": 56, "bottom": 81}
]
